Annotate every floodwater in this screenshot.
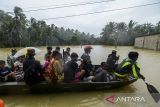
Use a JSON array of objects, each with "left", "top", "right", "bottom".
[{"left": 0, "top": 45, "right": 160, "bottom": 107}]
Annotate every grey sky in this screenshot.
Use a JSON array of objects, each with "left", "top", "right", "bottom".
[{"left": 0, "top": 0, "right": 160, "bottom": 36}]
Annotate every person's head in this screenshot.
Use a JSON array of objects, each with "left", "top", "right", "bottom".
[
  {"left": 52, "top": 51, "right": 61, "bottom": 60},
  {"left": 101, "top": 62, "right": 107, "bottom": 69},
  {"left": 47, "top": 46, "right": 52, "bottom": 53},
  {"left": 84, "top": 45, "right": 93, "bottom": 54},
  {"left": 0, "top": 60, "right": 5, "bottom": 68},
  {"left": 26, "top": 48, "right": 35, "bottom": 58},
  {"left": 128, "top": 51, "right": 139, "bottom": 61},
  {"left": 66, "top": 47, "right": 70, "bottom": 53},
  {"left": 112, "top": 50, "right": 117, "bottom": 56},
  {"left": 55, "top": 46, "right": 60, "bottom": 52},
  {"left": 71, "top": 52, "right": 78, "bottom": 61},
  {"left": 11, "top": 49, "right": 17, "bottom": 56}
]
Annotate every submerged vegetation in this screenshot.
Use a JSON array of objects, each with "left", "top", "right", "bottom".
[{"left": 0, "top": 6, "right": 160, "bottom": 47}]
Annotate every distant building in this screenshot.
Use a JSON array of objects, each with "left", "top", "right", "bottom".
[{"left": 134, "top": 34, "right": 160, "bottom": 51}]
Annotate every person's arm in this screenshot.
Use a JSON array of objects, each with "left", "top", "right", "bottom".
[
  {"left": 135, "top": 63, "right": 145, "bottom": 80},
  {"left": 138, "top": 73, "right": 145, "bottom": 80},
  {"left": 116, "top": 55, "right": 120, "bottom": 61},
  {"left": 4, "top": 67, "right": 14, "bottom": 80}
]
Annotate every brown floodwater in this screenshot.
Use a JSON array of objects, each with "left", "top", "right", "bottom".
[{"left": 0, "top": 45, "right": 160, "bottom": 107}]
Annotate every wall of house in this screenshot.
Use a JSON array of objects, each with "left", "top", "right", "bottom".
[
  {"left": 134, "top": 37, "right": 144, "bottom": 48},
  {"left": 134, "top": 34, "right": 160, "bottom": 51}
]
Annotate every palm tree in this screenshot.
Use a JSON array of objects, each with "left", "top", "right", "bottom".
[
  {"left": 115, "top": 22, "right": 127, "bottom": 46},
  {"left": 127, "top": 20, "right": 137, "bottom": 45},
  {"left": 101, "top": 22, "right": 116, "bottom": 45},
  {"left": 13, "top": 6, "right": 27, "bottom": 47}
]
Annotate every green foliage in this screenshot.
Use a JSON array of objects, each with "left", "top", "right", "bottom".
[
  {"left": 0, "top": 7, "right": 98, "bottom": 47},
  {"left": 101, "top": 20, "right": 160, "bottom": 46},
  {"left": 0, "top": 6, "right": 160, "bottom": 47}
]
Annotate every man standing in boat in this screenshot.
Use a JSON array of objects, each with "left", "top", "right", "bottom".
[
  {"left": 114, "top": 51, "right": 145, "bottom": 80},
  {"left": 80, "top": 45, "right": 94, "bottom": 80},
  {"left": 106, "top": 50, "right": 119, "bottom": 72}
]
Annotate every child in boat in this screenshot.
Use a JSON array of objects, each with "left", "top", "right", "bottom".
[
  {"left": 63, "top": 52, "right": 85, "bottom": 83},
  {"left": 0, "top": 60, "right": 15, "bottom": 82},
  {"left": 13, "top": 55, "right": 25, "bottom": 82},
  {"left": 47, "top": 51, "right": 63, "bottom": 83}
]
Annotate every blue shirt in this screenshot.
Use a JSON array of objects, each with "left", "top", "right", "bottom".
[{"left": 0, "top": 67, "right": 11, "bottom": 77}]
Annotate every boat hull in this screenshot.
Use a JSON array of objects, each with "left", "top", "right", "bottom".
[{"left": 0, "top": 78, "right": 137, "bottom": 94}]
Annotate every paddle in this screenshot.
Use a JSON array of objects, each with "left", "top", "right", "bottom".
[{"left": 142, "top": 78, "right": 160, "bottom": 103}]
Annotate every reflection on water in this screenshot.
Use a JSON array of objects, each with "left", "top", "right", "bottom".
[{"left": 0, "top": 46, "right": 160, "bottom": 107}]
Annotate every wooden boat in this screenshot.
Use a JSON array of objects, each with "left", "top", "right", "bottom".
[
  {"left": 0, "top": 65, "right": 137, "bottom": 94},
  {"left": 0, "top": 77, "right": 137, "bottom": 94}
]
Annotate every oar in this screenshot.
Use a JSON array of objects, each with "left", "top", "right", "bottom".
[{"left": 142, "top": 78, "right": 160, "bottom": 103}]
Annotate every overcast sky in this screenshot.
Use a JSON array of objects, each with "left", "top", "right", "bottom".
[{"left": 0, "top": 0, "right": 160, "bottom": 36}]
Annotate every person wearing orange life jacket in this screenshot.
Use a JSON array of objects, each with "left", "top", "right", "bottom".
[{"left": 114, "top": 51, "right": 145, "bottom": 80}]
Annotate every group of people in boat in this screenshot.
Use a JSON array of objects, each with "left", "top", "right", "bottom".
[{"left": 0, "top": 45, "right": 145, "bottom": 85}]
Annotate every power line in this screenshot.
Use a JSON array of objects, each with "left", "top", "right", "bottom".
[
  {"left": 41, "top": 2, "right": 160, "bottom": 20},
  {"left": 24, "top": 0, "right": 114, "bottom": 12},
  {"left": 24, "top": 0, "right": 114, "bottom": 9}
]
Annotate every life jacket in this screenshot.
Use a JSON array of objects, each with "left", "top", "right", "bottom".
[{"left": 114, "top": 58, "right": 140, "bottom": 79}]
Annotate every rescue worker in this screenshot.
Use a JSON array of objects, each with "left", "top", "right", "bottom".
[{"left": 114, "top": 51, "right": 145, "bottom": 80}]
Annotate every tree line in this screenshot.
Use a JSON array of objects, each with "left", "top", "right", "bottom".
[
  {"left": 0, "top": 6, "right": 98, "bottom": 48},
  {"left": 0, "top": 6, "right": 160, "bottom": 48},
  {"left": 100, "top": 20, "right": 160, "bottom": 46}
]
